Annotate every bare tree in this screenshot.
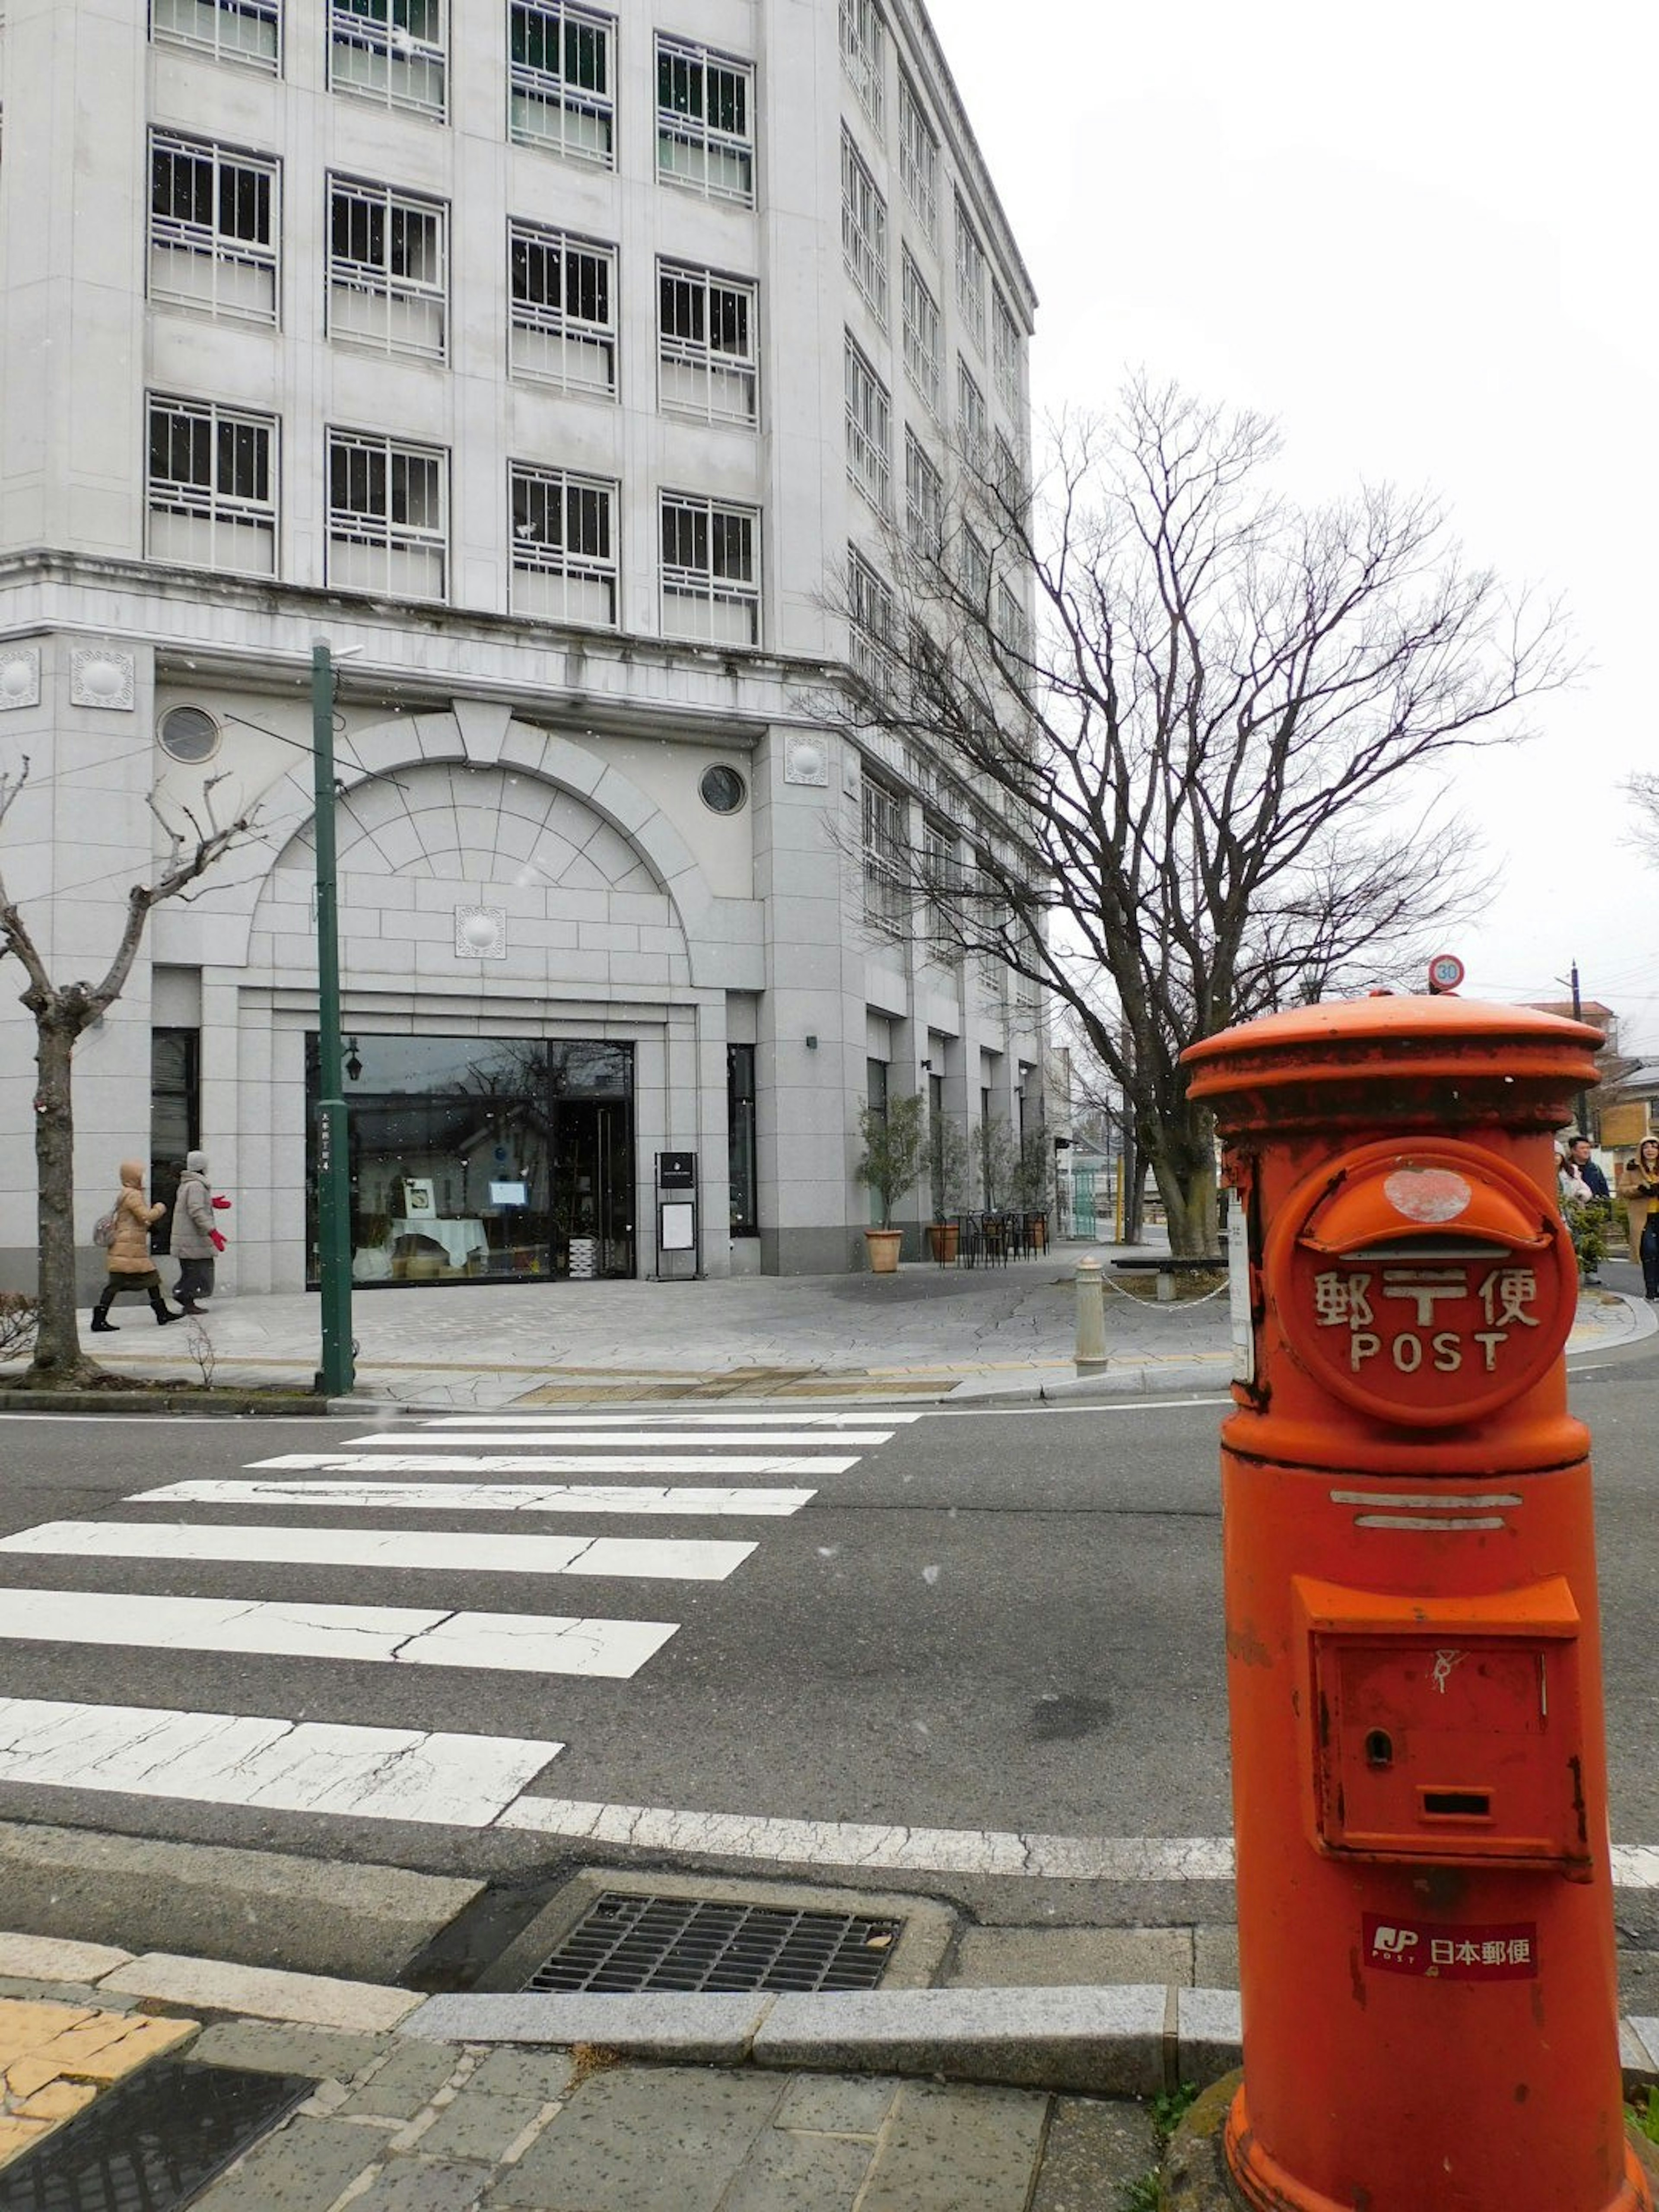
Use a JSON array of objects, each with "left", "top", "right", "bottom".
[
  {"left": 1623, "top": 772, "right": 1659, "bottom": 849},
  {"left": 0, "top": 759, "right": 257, "bottom": 1382},
  {"left": 829, "top": 378, "right": 1574, "bottom": 1255}
]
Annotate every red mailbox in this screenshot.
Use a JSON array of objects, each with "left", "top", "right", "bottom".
[{"left": 1184, "top": 992, "right": 1647, "bottom": 2212}]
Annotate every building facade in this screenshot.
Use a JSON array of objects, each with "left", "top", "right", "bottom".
[{"left": 0, "top": 0, "right": 1041, "bottom": 1294}]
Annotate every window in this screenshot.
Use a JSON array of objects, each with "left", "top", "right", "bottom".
[
  {"left": 957, "top": 357, "right": 987, "bottom": 467},
  {"left": 657, "top": 36, "right": 753, "bottom": 204},
  {"left": 847, "top": 546, "right": 894, "bottom": 690},
  {"left": 510, "top": 464, "right": 617, "bottom": 627},
  {"left": 149, "top": 133, "right": 277, "bottom": 324},
  {"left": 327, "top": 430, "right": 446, "bottom": 600},
  {"left": 844, "top": 337, "right": 890, "bottom": 515},
  {"left": 658, "top": 263, "right": 757, "bottom": 425},
  {"left": 728, "top": 1044, "right": 757, "bottom": 1237},
  {"left": 660, "top": 494, "right": 760, "bottom": 645},
  {"left": 901, "top": 249, "right": 940, "bottom": 412},
  {"left": 897, "top": 71, "right": 937, "bottom": 242},
  {"left": 993, "top": 289, "right": 1021, "bottom": 413},
  {"left": 509, "top": 222, "right": 615, "bottom": 394},
  {"left": 839, "top": 0, "right": 884, "bottom": 133},
  {"left": 996, "top": 578, "right": 1024, "bottom": 655},
  {"left": 330, "top": 0, "right": 445, "bottom": 118},
  {"left": 904, "top": 430, "right": 943, "bottom": 555},
  {"left": 954, "top": 195, "right": 986, "bottom": 354},
  {"left": 150, "top": 0, "right": 280, "bottom": 71},
  {"left": 962, "top": 524, "right": 989, "bottom": 607},
  {"left": 328, "top": 176, "right": 446, "bottom": 358},
  {"left": 840, "top": 130, "right": 887, "bottom": 327},
  {"left": 701, "top": 765, "right": 746, "bottom": 814},
  {"left": 862, "top": 774, "right": 907, "bottom": 936},
  {"left": 924, "top": 818, "right": 961, "bottom": 961},
  {"left": 147, "top": 395, "right": 276, "bottom": 575},
  {"left": 510, "top": 0, "right": 613, "bottom": 166}
]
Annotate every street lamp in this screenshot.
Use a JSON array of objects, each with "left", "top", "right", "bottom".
[{"left": 311, "top": 639, "right": 355, "bottom": 1397}]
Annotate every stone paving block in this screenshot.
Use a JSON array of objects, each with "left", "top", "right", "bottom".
[
  {"left": 1028, "top": 2096, "right": 1157, "bottom": 2212},
  {"left": 10, "top": 2079, "right": 98, "bottom": 2124},
  {"left": 855, "top": 2079, "right": 1049, "bottom": 2212},
  {"left": 102, "top": 1953, "right": 421, "bottom": 2032},
  {"left": 772, "top": 2072, "right": 898, "bottom": 2136},
  {"left": 0, "top": 2115, "right": 51, "bottom": 2163},
  {"left": 948, "top": 1926, "right": 1190, "bottom": 1988},
  {"left": 191, "top": 2019, "right": 392, "bottom": 2081},
  {"left": 1192, "top": 1925, "right": 1240, "bottom": 1990},
  {"left": 413, "top": 2087, "right": 549, "bottom": 2164},
  {"left": 1176, "top": 1987, "right": 1243, "bottom": 2088},
  {"left": 338, "top": 2040, "right": 465, "bottom": 2118},
  {"left": 0, "top": 1977, "right": 140, "bottom": 2011},
  {"left": 0, "top": 1934, "right": 133, "bottom": 1984},
  {"left": 404, "top": 1990, "right": 767, "bottom": 2062},
  {"left": 464, "top": 2046, "right": 575, "bottom": 2102},
  {"left": 718, "top": 2125, "right": 874, "bottom": 2212},
  {"left": 5, "top": 2007, "right": 197, "bottom": 2093},
  {"left": 754, "top": 1985, "right": 1167, "bottom": 2096},
  {"left": 489, "top": 2066, "right": 785, "bottom": 2212},
  {"left": 187, "top": 2115, "right": 383, "bottom": 2212},
  {"left": 350, "top": 2155, "right": 491, "bottom": 2212},
  {"left": 1629, "top": 2019, "right": 1659, "bottom": 2088},
  {"left": 0, "top": 2001, "right": 93, "bottom": 2066}
]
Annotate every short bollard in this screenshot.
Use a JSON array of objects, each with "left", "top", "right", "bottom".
[{"left": 1074, "top": 1256, "right": 1107, "bottom": 1370}]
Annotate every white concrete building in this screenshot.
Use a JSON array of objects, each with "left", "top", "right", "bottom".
[{"left": 0, "top": 0, "right": 1041, "bottom": 1294}]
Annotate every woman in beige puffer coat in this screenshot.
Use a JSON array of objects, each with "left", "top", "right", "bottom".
[{"left": 91, "top": 1160, "right": 182, "bottom": 1331}]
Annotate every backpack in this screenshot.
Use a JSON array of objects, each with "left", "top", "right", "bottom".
[{"left": 92, "top": 1205, "right": 118, "bottom": 1250}]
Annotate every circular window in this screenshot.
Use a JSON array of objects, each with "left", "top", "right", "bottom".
[
  {"left": 158, "top": 706, "right": 221, "bottom": 764},
  {"left": 699, "top": 763, "right": 747, "bottom": 815}
]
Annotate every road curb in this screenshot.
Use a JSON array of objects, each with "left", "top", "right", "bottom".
[{"left": 0, "top": 1389, "right": 330, "bottom": 1416}]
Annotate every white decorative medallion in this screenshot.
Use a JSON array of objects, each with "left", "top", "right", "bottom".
[
  {"left": 70, "top": 649, "right": 136, "bottom": 711},
  {"left": 785, "top": 738, "right": 830, "bottom": 788},
  {"left": 454, "top": 904, "right": 507, "bottom": 959},
  {"left": 0, "top": 648, "right": 41, "bottom": 711}
]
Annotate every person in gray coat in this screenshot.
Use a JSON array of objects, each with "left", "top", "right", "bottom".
[{"left": 169, "top": 1149, "right": 228, "bottom": 1315}]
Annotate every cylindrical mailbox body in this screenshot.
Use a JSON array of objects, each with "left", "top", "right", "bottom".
[{"left": 1184, "top": 996, "right": 1647, "bottom": 2212}]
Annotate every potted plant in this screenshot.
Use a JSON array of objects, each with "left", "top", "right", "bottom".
[
  {"left": 1013, "top": 1128, "right": 1054, "bottom": 1249},
  {"left": 928, "top": 1110, "right": 971, "bottom": 1262},
  {"left": 855, "top": 1091, "right": 928, "bottom": 1273}
]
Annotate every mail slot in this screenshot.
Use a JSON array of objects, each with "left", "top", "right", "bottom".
[{"left": 1183, "top": 991, "right": 1642, "bottom": 2212}]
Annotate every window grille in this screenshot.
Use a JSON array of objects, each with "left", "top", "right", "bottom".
[
  {"left": 924, "top": 818, "right": 961, "bottom": 960},
  {"left": 897, "top": 71, "right": 937, "bottom": 241},
  {"left": 957, "top": 358, "right": 987, "bottom": 468},
  {"left": 904, "top": 430, "right": 942, "bottom": 556},
  {"left": 901, "top": 251, "right": 941, "bottom": 413},
  {"left": 327, "top": 176, "right": 446, "bottom": 358},
  {"left": 149, "top": 133, "right": 278, "bottom": 324},
  {"left": 658, "top": 264, "right": 758, "bottom": 424},
  {"left": 660, "top": 494, "right": 760, "bottom": 645},
  {"left": 954, "top": 195, "right": 986, "bottom": 354},
  {"left": 327, "top": 430, "right": 446, "bottom": 600},
  {"left": 510, "top": 464, "right": 617, "bottom": 626},
  {"left": 993, "top": 289, "right": 1021, "bottom": 413},
  {"left": 656, "top": 37, "right": 753, "bottom": 204},
  {"left": 329, "top": 0, "right": 445, "bottom": 117},
  {"left": 844, "top": 337, "right": 891, "bottom": 515},
  {"left": 839, "top": 0, "right": 884, "bottom": 134},
  {"left": 147, "top": 395, "right": 276, "bottom": 575},
  {"left": 847, "top": 547, "right": 894, "bottom": 690},
  {"left": 150, "top": 0, "right": 280, "bottom": 71},
  {"left": 509, "top": 222, "right": 616, "bottom": 394},
  {"left": 862, "top": 776, "right": 907, "bottom": 935},
  {"left": 840, "top": 130, "right": 888, "bottom": 328},
  {"left": 509, "top": 0, "right": 614, "bottom": 167}
]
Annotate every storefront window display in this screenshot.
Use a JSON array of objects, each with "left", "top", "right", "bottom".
[{"left": 304, "top": 1034, "right": 634, "bottom": 1286}]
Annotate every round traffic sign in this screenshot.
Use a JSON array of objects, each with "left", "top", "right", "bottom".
[{"left": 1427, "top": 952, "right": 1465, "bottom": 994}]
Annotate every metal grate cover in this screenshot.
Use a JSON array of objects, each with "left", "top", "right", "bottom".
[
  {"left": 0, "top": 2061, "right": 314, "bottom": 2212},
  {"left": 523, "top": 1891, "right": 902, "bottom": 1995}
]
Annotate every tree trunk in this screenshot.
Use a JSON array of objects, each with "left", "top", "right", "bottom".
[
  {"left": 1145, "top": 1103, "right": 1220, "bottom": 1259},
  {"left": 29, "top": 1014, "right": 93, "bottom": 1381}
]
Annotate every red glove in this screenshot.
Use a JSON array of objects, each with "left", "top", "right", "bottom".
[
  {"left": 212, "top": 1195, "right": 232, "bottom": 1210},
  {"left": 209, "top": 1229, "right": 227, "bottom": 1252}
]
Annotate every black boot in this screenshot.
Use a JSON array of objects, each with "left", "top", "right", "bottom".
[
  {"left": 150, "top": 1291, "right": 184, "bottom": 1325},
  {"left": 90, "top": 1307, "right": 119, "bottom": 1333}
]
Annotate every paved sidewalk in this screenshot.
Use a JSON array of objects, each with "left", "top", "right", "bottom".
[{"left": 10, "top": 1250, "right": 1652, "bottom": 1409}]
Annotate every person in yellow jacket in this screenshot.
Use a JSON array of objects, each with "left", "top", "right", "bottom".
[
  {"left": 90, "top": 1160, "right": 183, "bottom": 1332},
  {"left": 1616, "top": 1137, "right": 1659, "bottom": 1300}
]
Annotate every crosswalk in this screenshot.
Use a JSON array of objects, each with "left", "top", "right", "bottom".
[{"left": 0, "top": 1408, "right": 916, "bottom": 1827}]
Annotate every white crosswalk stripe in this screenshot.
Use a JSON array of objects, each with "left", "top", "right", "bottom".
[
  {"left": 0, "top": 1407, "right": 885, "bottom": 1825},
  {"left": 134, "top": 1480, "right": 814, "bottom": 1516}
]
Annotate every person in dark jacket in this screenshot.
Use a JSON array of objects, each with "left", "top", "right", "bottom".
[
  {"left": 1567, "top": 1135, "right": 1610, "bottom": 1201},
  {"left": 91, "top": 1160, "right": 181, "bottom": 1331},
  {"left": 168, "top": 1149, "right": 222, "bottom": 1315}
]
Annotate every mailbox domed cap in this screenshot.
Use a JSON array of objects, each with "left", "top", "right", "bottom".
[{"left": 1184, "top": 993, "right": 1603, "bottom": 1116}]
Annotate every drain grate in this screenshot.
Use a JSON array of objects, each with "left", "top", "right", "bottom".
[
  {"left": 522, "top": 1891, "right": 903, "bottom": 1995},
  {"left": 0, "top": 2061, "right": 314, "bottom": 2212}
]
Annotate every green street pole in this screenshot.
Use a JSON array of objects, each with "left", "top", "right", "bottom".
[{"left": 311, "top": 639, "right": 354, "bottom": 1397}]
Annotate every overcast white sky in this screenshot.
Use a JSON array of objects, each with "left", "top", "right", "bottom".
[{"left": 933, "top": 0, "right": 1658, "bottom": 1049}]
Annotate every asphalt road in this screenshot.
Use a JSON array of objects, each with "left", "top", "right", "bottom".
[{"left": 0, "top": 1362, "right": 1653, "bottom": 1914}]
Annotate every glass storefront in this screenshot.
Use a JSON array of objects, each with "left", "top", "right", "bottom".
[{"left": 304, "top": 1034, "right": 635, "bottom": 1287}]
